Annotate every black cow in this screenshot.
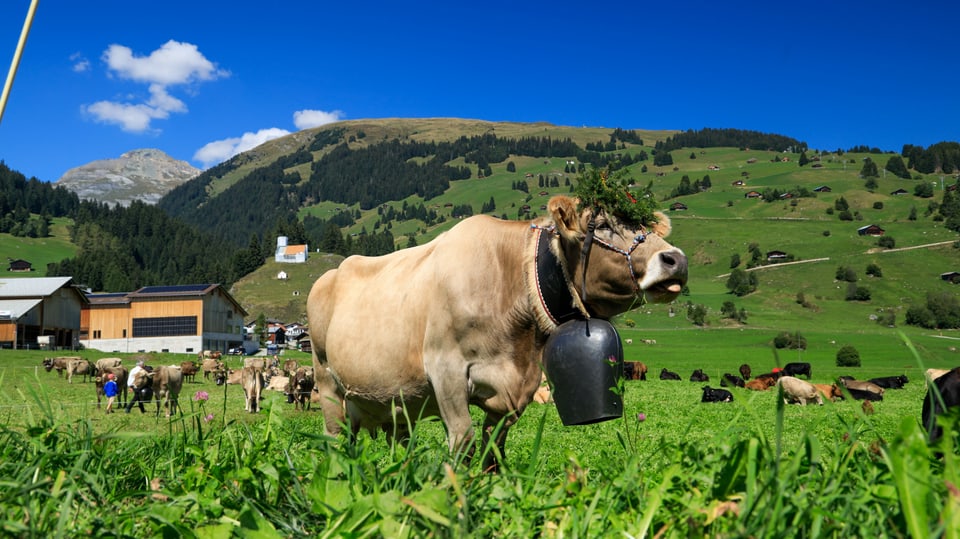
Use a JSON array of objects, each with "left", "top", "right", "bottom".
[
  {"left": 721, "top": 373, "right": 745, "bottom": 388},
  {"left": 922, "top": 367, "right": 960, "bottom": 444},
  {"left": 739, "top": 363, "right": 752, "bottom": 380},
  {"left": 846, "top": 387, "right": 883, "bottom": 401},
  {"left": 783, "top": 362, "right": 812, "bottom": 379},
  {"left": 689, "top": 369, "right": 709, "bottom": 382},
  {"left": 868, "top": 375, "right": 909, "bottom": 389},
  {"left": 659, "top": 368, "right": 681, "bottom": 381},
  {"left": 701, "top": 386, "right": 734, "bottom": 403}
]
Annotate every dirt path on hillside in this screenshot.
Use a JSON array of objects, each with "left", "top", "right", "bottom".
[
  {"left": 716, "top": 257, "right": 830, "bottom": 279},
  {"left": 865, "top": 240, "right": 956, "bottom": 254},
  {"left": 714, "top": 240, "right": 956, "bottom": 279}
]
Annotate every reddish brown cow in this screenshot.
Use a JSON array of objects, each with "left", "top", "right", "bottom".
[
  {"left": 813, "top": 383, "right": 843, "bottom": 402},
  {"left": 745, "top": 377, "right": 775, "bottom": 391},
  {"left": 180, "top": 361, "right": 199, "bottom": 383},
  {"left": 308, "top": 194, "right": 687, "bottom": 470}
]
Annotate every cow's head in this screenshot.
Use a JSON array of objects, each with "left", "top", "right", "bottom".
[{"left": 548, "top": 195, "right": 687, "bottom": 319}]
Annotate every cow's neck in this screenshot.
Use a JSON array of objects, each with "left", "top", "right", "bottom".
[{"left": 532, "top": 227, "right": 589, "bottom": 330}]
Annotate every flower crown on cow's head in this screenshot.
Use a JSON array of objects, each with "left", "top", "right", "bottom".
[{"left": 573, "top": 166, "right": 658, "bottom": 225}]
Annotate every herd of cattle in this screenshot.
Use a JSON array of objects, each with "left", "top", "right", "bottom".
[
  {"left": 624, "top": 360, "right": 960, "bottom": 443},
  {"left": 41, "top": 351, "right": 317, "bottom": 416},
  {"left": 41, "top": 353, "right": 960, "bottom": 446}
]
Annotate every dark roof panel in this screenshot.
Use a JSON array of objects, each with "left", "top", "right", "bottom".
[{"left": 131, "top": 284, "right": 217, "bottom": 296}]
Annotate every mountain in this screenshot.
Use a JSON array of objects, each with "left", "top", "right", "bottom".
[{"left": 56, "top": 149, "right": 200, "bottom": 207}]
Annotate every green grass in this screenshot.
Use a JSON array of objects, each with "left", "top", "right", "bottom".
[{"left": 1, "top": 339, "right": 958, "bottom": 536}]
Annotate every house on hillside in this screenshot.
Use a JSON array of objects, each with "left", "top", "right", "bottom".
[
  {"left": 766, "top": 250, "right": 788, "bottom": 262},
  {"left": 0, "top": 277, "right": 86, "bottom": 349},
  {"left": 670, "top": 202, "right": 688, "bottom": 211},
  {"left": 813, "top": 185, "right": 832, "bottom": 193},
  {"left": 275, "top": 236, "right": 308, "bottom": 263},
  {"left": 857, "top": 224, "right": 885, "bottom": 236},
  {"left": 7, "top": 259, "right": 33, "bottom": 272},
  {"left": 81, "top": 283, "right": 246, "bottom": 354},
  {"left": 745, "top": 190, "right": 762, "bottom": 199},
  {"left": 890, "top": 188, "right": 909, "bottom": 196},
  {"left": 941, "top": 271, "right": 960, "bottom": 284},
  {"left": 731, "top": 180, "right": 745, "bottom": 187}
]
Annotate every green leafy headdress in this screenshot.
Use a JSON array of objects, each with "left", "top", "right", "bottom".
[{"left": 573, "top": 166, "right": 658, "bottom": 225}]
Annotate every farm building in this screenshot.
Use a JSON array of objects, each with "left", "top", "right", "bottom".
[
  {"left": 857, "top": 224, "right": 886, "bottom": 236},
  {"left": 7, "top": 259, "right": 33, "bottom": 272},
  {"left": 766, "top": 250, "right": 788, "bottom": 262},
  {"left": 670, "top": 202, "right": 688, "bottom": 211},
  {"left": 813, "top": 185, "right": 832, "bottom": 193},
  {"left": 890, "top": 188, "right": 909, "bottom": 196},
  {"left": 275, "top": 236, "right": 308, "bottom": 263},
  {"left": 745, "top": 191, "right": 762, "bottom": 199},
  {"left": 81, "top": 283, "right": 247, "bottom": 355},
  {"left": 941, "top": 272, "right": 960, "bottom": 284},
  {"left": 0, "top": 277, "right": 86, "bottom": 350}
]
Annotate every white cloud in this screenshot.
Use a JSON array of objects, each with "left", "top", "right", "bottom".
[
  {"left": 293, "top": 109, "right": 345, "bottom": 130},
  {"left": 70, "top": 52, "right": 90, "bottom": 73},
  {"left": 103, "top": 40, "right": 229, "bottom": 85},
  {"left": 193, "top": 128, "right": 291, "bottom": 168},
  {"left": 83, "top": 40, "right": 227, "bottom": 133},
  {"left": 83, "top": 100, "right": 166, "bottom": 133}
]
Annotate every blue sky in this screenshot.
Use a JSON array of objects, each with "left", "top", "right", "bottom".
[{"left": 1, "top": 1, "right": 958, "bottom": 183}]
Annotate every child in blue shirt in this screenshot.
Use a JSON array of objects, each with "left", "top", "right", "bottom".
[{"left": 104, "top": 373, "right": 119, "bottom": 414}]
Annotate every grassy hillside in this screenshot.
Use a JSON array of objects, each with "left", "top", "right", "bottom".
[
  {"left": 0, "top": 217, "right": 76, "bottom": 276},
  {"left": 228, "top": 252, "right": 344, "bottom": 322}
]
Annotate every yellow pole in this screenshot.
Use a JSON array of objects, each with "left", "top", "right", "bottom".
[{"left": 0, "top": 0, "right": 41, "bottom": 125}]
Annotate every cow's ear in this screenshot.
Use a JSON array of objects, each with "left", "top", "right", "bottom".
[
  {"left": 650, "top": 211, "right": 672, "bottom": 238},
  {"left": 548, "top": 195, "right": 583, "bottom": 239}
]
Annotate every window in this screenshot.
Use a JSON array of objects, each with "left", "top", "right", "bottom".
[{"left": 132, "top": 316, "right": 198, "bottom": 338}]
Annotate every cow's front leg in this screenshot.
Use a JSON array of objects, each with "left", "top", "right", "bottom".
[
  {"left": 481, "top": 413, "right": 512, "bottom": 473},
  {"left": 430, "top": 371, "right": 476, "bottom": 465}
]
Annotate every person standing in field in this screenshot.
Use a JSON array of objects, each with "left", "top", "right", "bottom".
[
  {"left": 125, "top": 360, "right": 148, "bottom": 413},
  {"left": 104, "top": 373, "right": 119, "bottom": 413}
]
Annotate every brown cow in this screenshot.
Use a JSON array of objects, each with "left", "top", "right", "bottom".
[
  {"left": 288, "top": 367, "right": 315, "bottom": 411},
  {"left": 745, "top": 377, "right": 775, "bottom": 391},
  {"left": 307, "top": 193, "right": 687, "bottom": 470},
  {"left": 43, "top": 356, "right": 79, "bottom": 377},
  {"left": 180, "top": 361, "right": 199, "bottom": 383},
  {"left": 282, "top": 359, "right": 300, "bottom": 377},
  {"left": 66, "top": 358, "right": 95, "bottom": 383},
  {"left": 95, "top": 366, "right": 129, "bottom": 408},
  {"left": 202, "top": 358, "right": 223, "bottom": 381},
  {"left": 243, "top": 357, "right": 266, "bottom": 370},
  {"left": 224, "top": 369, "right": 242, "bottom": 385},
  {"left": 95, "top": 357, "right": 123, "bottom": 375},
  {"left": 624, "top": 361, "right": 647, "bottom": 381},
  {"left": 135, "top": 365, "right": 183, "bottom": 417},
  {"left": 777, "top": 376, "right": 823, "bottom": 405},
  {"left": 264, "top": 375, "right": 291, "bottom": 392},
  {"left": 813, "top": 383, "right": 844, "bottom": 402},
  {"left": 241, "top": 366, "right": 265, "bottom": 413}
]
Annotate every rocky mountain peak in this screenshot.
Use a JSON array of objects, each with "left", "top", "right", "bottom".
[{"left": 56, "top": 149, "right": 200, "bottom": 207}]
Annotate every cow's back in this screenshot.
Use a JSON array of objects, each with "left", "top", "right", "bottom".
[{"left": 309, "top": 215, "right": 534, "bottom": 406}]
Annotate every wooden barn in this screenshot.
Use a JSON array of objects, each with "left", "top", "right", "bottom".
[
  {"left": 0, "top": 277, "right": 86, "bottom": 350},
  {"left": 81, "top": 283, "right": 247, "bottom": 354}
]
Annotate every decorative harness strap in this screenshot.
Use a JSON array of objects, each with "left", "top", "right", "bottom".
[{"left": 533, "top": 226, "right": 583, "bottom": 326}]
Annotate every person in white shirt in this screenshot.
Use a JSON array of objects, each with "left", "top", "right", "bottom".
[{"left": 125, "top": 359, "right": 148, "bottom": 413}]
